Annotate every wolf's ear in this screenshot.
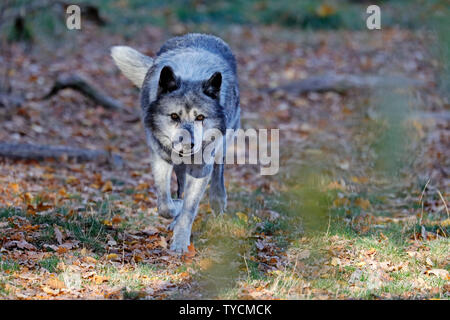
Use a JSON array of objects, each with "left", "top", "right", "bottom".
[
  {"left": 158, "top": 66, "right": 179, "bottom": 96},
  {"left": 110, "top": 46, "right": 153, "bottom": 88},
  {"left": 203, "top": 72, "right": 222, "bottom": 100}
]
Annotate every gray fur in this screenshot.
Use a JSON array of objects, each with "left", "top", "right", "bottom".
[{"left": 111, "top": 33, "right": 240, "bottom": 253}]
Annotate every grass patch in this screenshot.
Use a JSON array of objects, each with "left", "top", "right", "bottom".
[
  {"left": 0, "top": 200, "right": 123, "bottom": 253},
  {"left": 0, "top": 259, "right": 20, "bottom": 273},
  {"left": 39, "top": 256, "right": 61, "bottom": 273}
]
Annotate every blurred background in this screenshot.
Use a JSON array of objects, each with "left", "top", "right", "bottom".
[{"left": 0, "top": 0, "right": 448, "bottom": 300}]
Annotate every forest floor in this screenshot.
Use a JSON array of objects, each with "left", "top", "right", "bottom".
[{"left": 0, "top": 18, "right": 449, "bottom": 299}]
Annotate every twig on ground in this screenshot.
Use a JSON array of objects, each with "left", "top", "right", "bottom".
[
  {"left": 436, "top": 190, "right": 449, "bottom": 219},
  {"left": 43, "top": 74, "right": 124, "bottom": 111}
]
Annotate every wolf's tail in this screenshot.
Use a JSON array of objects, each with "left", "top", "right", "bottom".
[{"left": 111, "top": 46, "right": 153, "bottom": 88}]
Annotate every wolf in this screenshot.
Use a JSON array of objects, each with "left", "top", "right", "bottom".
[{"left": 111, "top": 33, "right": 240, "bottom": 253}]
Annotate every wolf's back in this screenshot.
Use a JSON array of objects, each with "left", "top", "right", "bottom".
[{"left": 157, "top": 33, "right": 237, "bottom": 75}]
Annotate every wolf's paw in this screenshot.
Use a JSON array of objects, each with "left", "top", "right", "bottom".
[
  {"left": 158, "top": 199, "right": 183, "bottom": 218},
  {"left": 209, "top": 195, "right": 227, "bottom": 215},
  {"left": 170, "top": 228, "right": 191, "bottom": 254}
]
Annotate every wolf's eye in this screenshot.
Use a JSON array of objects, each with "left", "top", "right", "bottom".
[
  {"left": 195, "top": 114, "right": 205, "bottom": 121},
  {"left": 170, "top": 113, "right": 180, "bottom": 121}
]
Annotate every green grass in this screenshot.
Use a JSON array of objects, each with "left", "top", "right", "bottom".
[
  {"left": 0, "top": 199, "right": 123, "bottom": 253},
  {"left": 39, "top": 256, "right": 61, "bottom": 273},
  {"left": 0, "top": 259, "right": 20, "bottom": 273}
]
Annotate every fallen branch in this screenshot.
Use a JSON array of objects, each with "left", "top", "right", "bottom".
[
  {"left": 0, "top": 142, "right": 123, "bottom": 167},
  {"left": 264, "top": 73, "right": 427, "bottom": 94},
  {"left": 43, "top": 74, "right": 124, "bottom": 111}
]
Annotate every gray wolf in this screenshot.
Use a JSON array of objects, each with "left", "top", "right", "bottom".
[{"left": 111, "top": 33, "right": 240, "bottom": 253}]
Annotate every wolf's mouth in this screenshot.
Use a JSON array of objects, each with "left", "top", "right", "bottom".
[{"left": 171, "top": 141, "right": 216, "bottom": 158}]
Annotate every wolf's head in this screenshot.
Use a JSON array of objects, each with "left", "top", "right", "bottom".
[{"left": 111, "top": 46, "right": 226, "bottom": 158}]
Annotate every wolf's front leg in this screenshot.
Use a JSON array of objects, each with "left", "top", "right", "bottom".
[
  {"left": 150, "top": 153, "right": 182, "bottom": 218},
  {"left": 209, "top": 163, "right": 227, "bottom": 214},
  {"left": 173, "top": 164, "right": 186, "bottom": 199},
  {"left": 169, "top": 164, "right": 212, "bottom": 253}
]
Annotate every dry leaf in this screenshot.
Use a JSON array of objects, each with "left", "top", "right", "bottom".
[
  {"left": 142, "top": 225, "right": 159, "bottom": 235},
  {"left": 111, "top": 215, "right": 123, "bottom": 224},
  {"left": 47, "top": 277, "right": 66, "bottom": 289},
  {"left": 297, "top": 249, "right": 310, "bottom": 260},
  {"left": 185, "top": 243, "right": 196, "bottom": 258},
  {"left": 42, "top": 286, "right": 60, "bottom": 296},
  {"left": 236, "top": 212, "right": 248, "bottom": 223},
  {"left": 159, "top": 236, "right": 168, "bottom": 249},
  {"left": 9, "top": 182, "right": 20, "bottom": 193},
  {"left": 355, "top": 198, "right": 371, "bottom": 210},
  {"left": 54, "top": 225, "right": 63, "bottom": 245},
  {"left": 331, "top": 257, "right": 341, "bottom": 266},
  {"left": 84, "top": 256, "right": 98, "bottom": 264},
  {"left": 93, "top": 275, "right": 109, "bottom": 284},
  {"left": 106, "top": 253, "right": 119, "bottom": 260},
  {"left": 56, "top": 246, "right": 68, "bottom": 254},
  {"left": 425, "top": 269, "right": 449, "bottom": 280},
  {"left": 101, "top": 181, "right": 113, "bottom": 192}
]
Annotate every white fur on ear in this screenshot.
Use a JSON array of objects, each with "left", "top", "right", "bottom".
[{"left": 110, "top": 46, "right": 153, "bottom": 88}]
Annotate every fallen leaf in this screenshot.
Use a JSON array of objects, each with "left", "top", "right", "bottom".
[
  {"left": 42, "top": 286, "right": 60, "bottom": 296},
  {"left": 355, "top": 198, "right": 371, "bottom": 210},
  {"left": 425, "top": 269, "right": 449, "bottom": 280},
  {"left": 324, "top": 181, "right": 345, "bottom": 191},
  {"left": 236, "top": 212, "right": 248, "bottom": 223},
  {"left": 159, "top": 236, "right": 168, "bottom": 249},
  {"left": 333, "top": 197, "right": 350, "bottom": 207},
  {"left": 56, "top": 246, "right": 68, "bottom": 254},
  {"left": 111, "top": 215, "right": 123, "bottom": 224},
  {"left": 106, "top": 253, "right": 119, "bottom": 260},
  {"left": 4, "top": 240, "right": 36, "bottom": 250},
  {"left": 331, "top": 257, "right": 341, "bottom": 266},
  {"left": 9, "top": 182, "right": 20, "bottom": 193},
  {"left": 83, "top": 256, "right": 97, "bottom": 264},
  {"left": 54, "top": 225, "right": 63, "bottom": 245},
  {"left": 142, "top": 225, "right": 159, "bottom": 235},
  {"left": 297, "top": 249, "right": 310, "bottom": 260},
  {"left": 47, "top": 277, "right": 66, "bottom": 289},
  {"left": 93, "top": 275, "right": 109, "bottom": 284},
  {"left": 101, "top": 181, "right": 113, "bottom": 192},
  {"left": 185, "top": 243, "right": 196, "bottom": 258}
]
